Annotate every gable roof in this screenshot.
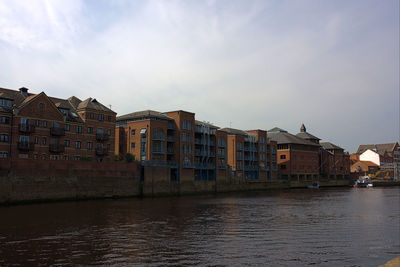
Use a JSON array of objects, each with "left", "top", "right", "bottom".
[
  {"left": 357, "top": 143, "right": 399, "bottom": 155},
  {"left": 321, "top": 142, "right": 343, "bottom": 150},
  {"left": 296, "top": 131, "right": 321, "bottom": 141},
  {"left": 267, "top": 130, "right": 320, "bottom": 147},
  {"left": 77, "top": 98, "right": 116, "bottom": 114}
]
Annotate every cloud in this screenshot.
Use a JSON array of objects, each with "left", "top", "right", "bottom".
[{"left": 0, "top": 0, "right": 398, "bottom": 153}]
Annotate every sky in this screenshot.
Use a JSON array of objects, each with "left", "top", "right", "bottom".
[{"left": 0, "top": 0, "right": 398, "bottom": 153}]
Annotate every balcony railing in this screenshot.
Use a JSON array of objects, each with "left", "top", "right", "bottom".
[
  {"left": 17, "top": 141, "right": 34, "bottom": 151},
  {"left": 194, "top": 163, "right": 215, "bottom": 169},
  {"left": 182, "top": 161, "right": 195, "bottom": 168},
  {"left": 152, "top": 135, "right": 165, "bottom": 141},
  {"left": 49, "top": 143, "right": 65, "bottom": 153},
  {"left": 195, "top": 150, "right": 216, "bottom": 157},
  {"left": 19, "top": 124, "right": 35, "bottom": 134},
  {"left": 95, "top": 147, "right": 108, "bottom": 156},
  {"left": 218, "top": 153, "right": 226, "bottom": 158},
  {"left": 141, "top": 160, "right": 178, "bottom": 168},
  {"left": 244, "top": 165, "right": 258, "bottom": 171},
  {"left": 96, "top": 133, "right": 109, "bottom": 141},
  {"left": 167, "top": 136, "right": 175, "bottom": 142},
  {"left": 167, "top": 123, "right": 175, "bottom": 130},
  {"left": 218, "top": 164, "right": 227, "bottom": 169},
  {"left": 50, "top": 127, "right": 65, "bottom": 136},
  {"left": 167, "top": 148, "right": 174, "bottom": 154},
  {"left": 152, "top": 149, "right": 165, "bottom": 154},
  {"left": 236, "top": 165, "right": 243, "bottom": 170}
]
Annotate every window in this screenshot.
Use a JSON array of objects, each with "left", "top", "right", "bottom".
[
  {"left": 64, "top": 140, "right": 70, "bottom": 147},
  {"left": 87, "top": 127, "right": 93, "bottom": 134},
  {"left": 107, "top": 129, "right": 111, "bottom": 136},
  {"left": 43, "top": 120, "right": 48, "bottom": 128},
  {"left": 97, "top": 128, "right": 104, "bottom": 134},
  {"left": 35, "top": 120, "right": 40, "bottom": 127},
  {"left": 0, "top": 98, "right": 12, "bottom": 108},
  {"left": 187, "top": 121, "right": 191, "bottom": 130},
  {"left": 90, "top": 113, "right": 95, "bottom": 119},
  {"left": 0, "top": 134, "right": 8, "bottom": 142},
  {"left": 0, "top": 152, "right": 8, "bottom": 158},
  {"left": 76, "top": 126, "right": 82, "bottom": 134},
  {"left": 19, "top": 136, "right": 29, "bottom": 143},
  {"left": 131, "top": 129, "right": 135, "bottom": 136},
  {"left": 98, "top": 114, "right": 104, "bottom": 121},
  {"left": 52, "top": 121, "right": 60, "bottom": 128},
  {"left": 1, "top": 116, "right": 10, "bottom": 124},
  {"left": 87, "top": 142, "right": 93, "bottom": 150},
  {"left": 108, "top": 116, "right": 111, "bottom": 122},
  {"left": 107, "top": 144, "right": 110, "bottom": 151},
  {"left": 39, "top": 103, "right": 45, "bottom": 110},
  {"left": 75, "top": 141, "right": 81, "bottom": 149},
  {"left": 182, "top": 120, "right": 186, "bottom": 129},
  {"left": 280, "top": 155, "right": 286, "bottom": 159},
  {"left": 182, "top": 132, "right": 186, "bottom": 141},
  {"left": 131, "top": 142, "right": 135, "bottom": 149},
  {"left": 65, "top": 124, "right": 70, "bottom": 131},
  {"left": 188, "top": 145, "right": 191, "bottom": 154},
  {"left": 59, "top": 108, "right": 68, "bottom": 115},
  {"left": 34, "top": 136, "right": 39, "bottom": 144},
  {"left": 74, "top": 156, "right": 81, "bottom": 161},
  {"left": 42, "top": 137, "right": 47, "bottom": 145}
]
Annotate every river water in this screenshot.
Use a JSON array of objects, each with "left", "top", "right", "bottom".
[{"left": 0, "top": 187, "right": 399, "bottom": 266}]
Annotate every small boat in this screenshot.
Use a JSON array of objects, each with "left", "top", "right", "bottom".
[
  {"left": 353, "top": 176, "right": 373, "bottom": 188},
  {"left": 307, "top": 182, "right": 319, "bottom": 189}
]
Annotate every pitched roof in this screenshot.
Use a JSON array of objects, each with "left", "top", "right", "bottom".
[
  {"left": 117, "top": 110, "right": 172, "bottom": 122},
  {"left": 219, "top": 127, "right": 248, "bottom": 136},
  {"left": 77, "top": 98, "right": 115, "bottom": 114},
  {"left": 350, "top": 160, "right": 379, "bottom": 173},
  {"left": 296, "top": 131, "right": 321, "bottom": 141},
  {"left": 267, "top": 130, "right": 320, "bottom": 146},
  {"left": 267, "top": 127, "right": 287, "bottom": 133},
  {"left": 67, "top": 96, "right": 82, "bottom": 109},
  {"left": 195, "top": 120, "right": 219, "bottom": 129},
  {"left": 320, "top": 142, "right": 343, "bottom": 150},
  {"left": 356, "top": 143, "right": 398, "bottom": 155}
]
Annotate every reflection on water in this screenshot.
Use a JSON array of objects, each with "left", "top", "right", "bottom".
[{"left": 0, "top": 188, "right": 399, "bottom": 266}]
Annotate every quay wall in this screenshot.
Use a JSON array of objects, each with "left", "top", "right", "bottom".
[
  {"left": 1, "top": 160, "right": 352, "bottom": 204},
  {"left": 0, "top": 159, "right": 141, "bottom": 204}
]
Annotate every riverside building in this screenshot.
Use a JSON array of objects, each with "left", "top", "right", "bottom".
[
  {"left": 0, "top": 87, "right": 116, "bottom": 162},
  {"left": 116, "top": 110, "right": 229, "bottom": 182}
]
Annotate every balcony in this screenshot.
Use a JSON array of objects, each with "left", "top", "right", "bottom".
[
  {"left": 152, "top": 149, "right": 165, "bottom": 154},
  {"left": 195, "top": 150, "right": 216, "bottom": 157},
  {"left": 19, "top": 124, "right": 35, "bottom": 134},
  {"left": 182, "top": 161, "right": 195, "bottom": 168},
  {"left": 50, "top": 127, "right": 65, "bottom": 136},
  {"left": 96, "top": 133, "right": 109, "bottom": 141},
  {"left": 18, "top": 141, "right": 34, "bottom": 151},
  {"left": 167, "top": 122, "right": 175, "bottom": 130},
  {"left": 141, "top": 160, "right": 178, "bottom": 168},
  {"left": 218, "top": 164, "right": 227, "bottom": 169},
  {"left": 152, "top": 135, "right": 165, "bottom": 141},
  {"left": 167, "top": 148, "right": 174, "bottom": 154},
  {"left": 95, "top": 147, "right": 108, "bottom": 156},
  {"left": 49, "top": 143, "right": 65, "bottom": 153},
  {"left": 167, "top": 136, "right": 175, "bottom": 142},
  {"left": 194, "top": 163, "right": 215, "bottom": 169},
  {"left": 244, "top": 165, "right": 258, "bottom": 171}
]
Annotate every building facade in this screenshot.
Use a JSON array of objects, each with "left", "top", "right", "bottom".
[{"left": 0, "top": 87, "right": 116, "bottom": 162}]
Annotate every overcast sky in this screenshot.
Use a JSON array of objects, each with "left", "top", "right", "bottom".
[{"left": 0, "top": 0, "right": 398, "bottom": 152}]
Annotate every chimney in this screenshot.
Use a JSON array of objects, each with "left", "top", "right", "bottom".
[{"left": 19, "top": 87, "right": 29, "bottom": 97}]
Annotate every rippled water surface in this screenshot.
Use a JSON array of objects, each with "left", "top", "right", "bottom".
[{"left": 0, "top": 187, "right": 399, "bottom": 266}]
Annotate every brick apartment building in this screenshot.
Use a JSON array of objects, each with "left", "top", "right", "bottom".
[
  {"left": 115, "top": 110, "right": 229, "bottom": 182},
  {"left": 320, "top": 142, "right": 350, "bottom": 179},
  {"left": 219, "top": 128, "right": 278, "bottom": 181},
  {"left": 267, "top": 126, "right": 320, "bottom": 181},
  {"left": 0, "top": 87, "right": 116, "bottom": 162}
]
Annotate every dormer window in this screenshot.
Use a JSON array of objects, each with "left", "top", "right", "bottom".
[
  {"left": 0, "top": 98, "right": 12, "bottom": 108},
  {"left": 59, "top": 108, "right": 68, "bottom": 115}
]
